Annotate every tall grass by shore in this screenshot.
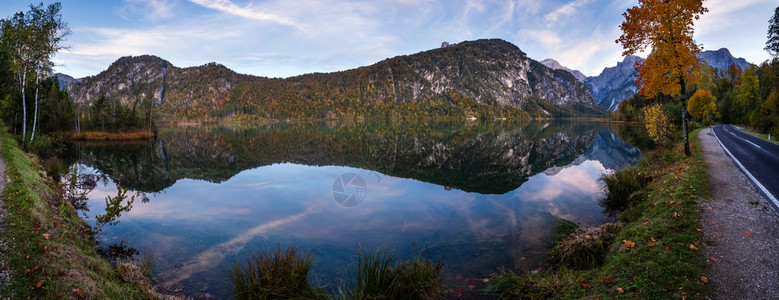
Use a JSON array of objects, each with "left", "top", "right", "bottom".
[
  {"left": 225, "top": 246, "right": 445, "bottom": 300},
  {"left": 66, "top": 130, "right": 155, "bottom": 140}
]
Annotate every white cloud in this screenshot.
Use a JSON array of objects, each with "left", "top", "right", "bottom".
[
  {"left": 694, "top": 0, "right": 767, "bottom": 36},
  {"left": 188, "top": 0, "right": 301, "bottom": 29},
  {"left": 544, "top": 0, "right": 594, "bottom": 25},
  {"left": 121, "top": 0, "right": 179, "bottom": 20},
  {"left": 517, "top": 29, "right": 562, "bottom": 51}
]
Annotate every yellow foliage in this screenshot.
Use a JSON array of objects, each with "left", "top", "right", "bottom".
[
  {"left": 617, "top": 0, "right": 707, "bottom": 98},
  {"left": 687, "top": 89, "right": 717, "bottom": 124},
  {"left": 643, "top": 103, "right": 676, "bottom": 143}
]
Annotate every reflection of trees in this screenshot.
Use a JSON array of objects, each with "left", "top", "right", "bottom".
[{"left": 62, "top": 121, "right": 640, "bottom": 194}]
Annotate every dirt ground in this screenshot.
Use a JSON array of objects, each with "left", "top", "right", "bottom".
[{"left": 698, "top": 127, "right": 779, "bottom": 299}]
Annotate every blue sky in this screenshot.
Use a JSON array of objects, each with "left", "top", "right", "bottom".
[{"left": 0, "top": 0, "right": 775, "bottom": 78}]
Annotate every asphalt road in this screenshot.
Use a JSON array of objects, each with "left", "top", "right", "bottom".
[{"left": 712, "top": 124, "right": 779, "bottom": 210}]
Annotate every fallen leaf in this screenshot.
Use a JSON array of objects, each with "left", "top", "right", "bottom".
[
  {"left": 745, "top": 232, "right": 754, "bottom": 237},
  {"left": 455, "top": 274, "right": 462, "bottom": 280},
  {"left": 696, "top": 228, "right": 703, "bottom": 232},
  {"left": 584, "top": 234, "right": 592, "bottom": 239},
  {"left": 520, "top": 257, "right": 526, "bottom": 260},
  {"left": 72, "top": 288, "right": 85, "bottom": 298},
  {"left": 580, "top": 279, "right": 592, "bottom": 289},
  {"left": 710, "top": 257, "right": 719, "bottom": 262},
  {"left": 603, "top": 278, "right": 616, "bottom": 284},
  {"left": 651, "top": 237, "right": 656, "bottom": 242},
  {"left": 617, "top": 287, "right": 624, "bottom": 294},
  {"left": 648, "top": 243, "right": 656, "bottom": 247},
  {"left": 689, "top": 244, "right": 698, "bottom": 251},
  {"left": 709, "top": 221, "right": 717, "bottom": 225},
  {"left": 700, "top": 276, "right": 709, "bottom": 284},
  {"left": 623, "top": 240, "right": 635, "bottom": 249},
  {"left": 642, "top": 221, "right": 649, "bottom": 225},
  {"left": 707, "top": 207, "right": 713, "bottom": 210},
  {"left": 482, "top": 278, "right": 489, "bottom": 283},
  {"left": 715, "top": 232, "right": 722, "bottom": 237},
  {"left": 35, "top": 280, "right": 44, "bottom": 289},
  {"left": 468, "top": 285, "right": 475, "bottom": 290},
  {"left": 42, "top": 234, "right": 50, "bottom": 240}
]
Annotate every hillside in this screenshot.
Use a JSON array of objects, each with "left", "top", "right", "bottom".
[{"left": 65, "top": 39, "right": 602, "bottom": 119}]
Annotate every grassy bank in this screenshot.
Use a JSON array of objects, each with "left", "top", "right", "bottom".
[
  {"left": 0, "top": 124, "right": 171, "bottom": 299},
  {"left": 490, "top": 129, "right": 711, "bottom": 299}
]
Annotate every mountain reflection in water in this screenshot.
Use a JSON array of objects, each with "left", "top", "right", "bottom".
[{"left": 62, "top": 120, "right": 643, "bottom": 298}]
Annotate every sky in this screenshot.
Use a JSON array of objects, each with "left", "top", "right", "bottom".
[{"left": 0, "top": 0, "right": 775, "bottom": 79}]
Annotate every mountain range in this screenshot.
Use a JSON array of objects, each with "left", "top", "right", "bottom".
[
  {"left": 59, "top": 39, "right": 753, "bottom": 117},
  {"left": 63, "top": 39, "right": 600, "bottom": 119}
]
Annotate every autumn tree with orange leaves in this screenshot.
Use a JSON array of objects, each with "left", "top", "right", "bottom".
[{"left": 617, "top": 0, "right": 708, "bottom": 155}]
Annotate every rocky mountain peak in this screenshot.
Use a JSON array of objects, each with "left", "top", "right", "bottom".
[
  {"left": 540, "top": 58, "right": 587, "bottom": 82},
  {"left": 584, "top": 55, "right": 642, "bottom": 111},
  {"left": 698, "top": 48, "right": 751, "bottom": 71}
]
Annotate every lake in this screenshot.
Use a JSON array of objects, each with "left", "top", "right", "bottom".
[{"left": 60, "top": 120, "right": 643, "bottom": 298}]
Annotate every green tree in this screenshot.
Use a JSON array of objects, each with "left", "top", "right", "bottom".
[
  {"left": 735, "top": 67, "right": 761, "bottom": 124},
  {"left": 767, "top": 6, "right": 779, "bottom": 58},
  {"left": 617, "top": 0, "right": 708, "bottom": 155},
  {"left": 0, "top": 2, "right": 69, "bottom": 144}
]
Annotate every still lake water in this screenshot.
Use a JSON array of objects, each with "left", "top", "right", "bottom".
[{"left": 62, "top": 121, "right": 643, "bottom": 298}]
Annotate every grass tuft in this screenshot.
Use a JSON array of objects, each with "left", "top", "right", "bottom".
[
  {"left": 331, "top": 247, "right": 445, "bottom": 300},
  {"left": 601, "top": 168, "right": 653, "bottom": 213},
  {"left": 549, "top": 223, "right": 620, "bottom": 270},
  {"left": 225, "top": 244, "right": 317, "bottom": 300}
]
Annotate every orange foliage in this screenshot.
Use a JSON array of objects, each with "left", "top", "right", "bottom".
[{"left": 617, "top": 0, "right": 708, "bottom": 98}]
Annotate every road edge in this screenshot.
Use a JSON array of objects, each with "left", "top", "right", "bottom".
[{"left": 711, "top": 125, "right": 779, "bottom": 212}]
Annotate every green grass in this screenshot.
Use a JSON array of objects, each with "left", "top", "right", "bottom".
[
  {"left": 490, "top": 129, "right": 711, "bottom": 299},
  {"left": 225, "top": 244, "right": 319, "bottom": 300},
  {"left": 223, "top": 246, "right": 445, "bottom": 300},
  {"left": 737, "top": 127, "right": 779, "bottom": 145},
  {"left": 330, "top": 247, "right": 444, "bottom": 300},
  {"left": 0, "top": 123, "right": 171, "bottom": 299}
]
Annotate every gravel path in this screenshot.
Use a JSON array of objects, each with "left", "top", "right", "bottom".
[
  {"left": 0, "top": 139, "right": 9, "bottom": 298},
  {"left": 698, "top": 127, "right": 779, "bottom": 299}
]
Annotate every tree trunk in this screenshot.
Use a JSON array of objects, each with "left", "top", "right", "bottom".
[
  {"left": 681, "top": 77, "right": 690, "bottom": 156},
  {"left": 20, "top": 65, "right": 27, "bottom": 146},
  {"left": 30, "top": 73, "right": 39, "bottom": 144}
]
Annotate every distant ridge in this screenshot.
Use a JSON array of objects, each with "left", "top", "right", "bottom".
[{"left": 584, "top": 48, "right": 753, "bottom": 112}]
